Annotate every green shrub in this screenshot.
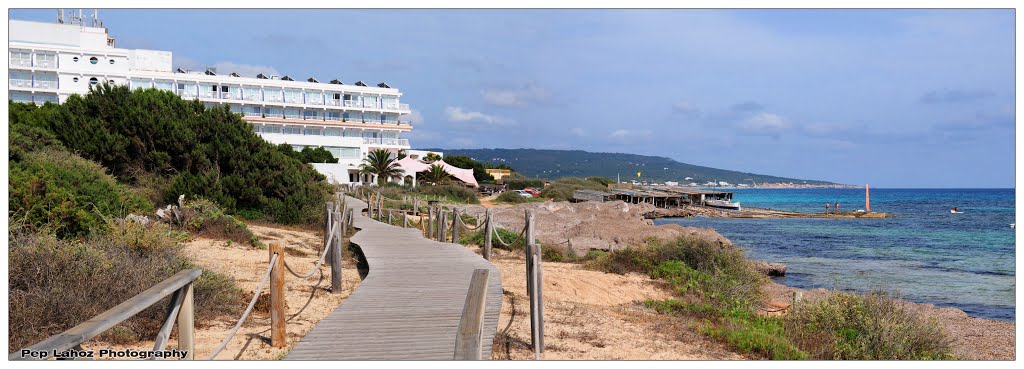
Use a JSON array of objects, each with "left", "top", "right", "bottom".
[
  {"left": 9, "top": 87, "right": 330, "bottom": 224},
  {"left": 540, "top": 177, "right": 608, "bottom": 202},
  {"left": 496, "top": 191, "right": 529, "bottom": 204},
  {"left": 419, "top": 185, "right": 480, "bottom": 204},
  {"left": 783, "top": 291, "right": 953, "bottom": 360},
  {"left": 181, "top": 198, "right": 260, "bottom": 246},
  {"left": 9, "top": 148, "right": 154, "bottom": 239},
  {"left": 8, "top": 221, "right": 243, "bottom": 350}
]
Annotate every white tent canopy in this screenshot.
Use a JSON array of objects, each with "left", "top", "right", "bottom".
[{"left": 396, "top": 157, "right": 479, "bottom": 187}]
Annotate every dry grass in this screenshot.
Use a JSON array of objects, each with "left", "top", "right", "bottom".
[
  {"left": 8, "top": 220, "right": 243, "bottom": 351},
  {"left": 783, "top": 291, "right": 954, "bottom": 360}
]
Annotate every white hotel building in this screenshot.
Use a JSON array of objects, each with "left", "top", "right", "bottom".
[{"left": 9, "top": 15, "right": 418, "bottom": 185}]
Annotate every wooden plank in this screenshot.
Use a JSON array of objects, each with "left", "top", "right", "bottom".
[
  {"left": 176, "top": 282, "right": 195, "bottom": 360},
  {"left": 269, "top": 243, "right": 287, "bottom": 348},
  {"left": 9, "top": 269, "right": 202, "bottom": 360},
  {"left": 286, "top": 195, "right": 503, "bottom": 360},
  {"left": 453, "top": 269, "right": 489, "bottom": 360}
]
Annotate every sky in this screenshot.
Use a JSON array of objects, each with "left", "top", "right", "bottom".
[{"left": 10, "top": 9, "right": 1016, "bottom": 187}]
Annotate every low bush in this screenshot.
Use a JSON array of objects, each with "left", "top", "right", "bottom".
[
  {"left": 540, "top": 177, "right": 608, "bottom": 202},
  {"left": 181, "top": 198, "right": 261, "bottom": 247},
  {"left": 783, "top": 291, "right": 953, "bottom": 360},
  {"left": 419, "top": 185, "right": 480, "bottom": 204},
  {"left": 496, "top": 191, "right": 529, "bottom": 204},
  {"left": 8, "top": 220, "right": 243, "bottom": 350},
  {"left": 9, "top": 148, "right": 154, "bottom": 239}
]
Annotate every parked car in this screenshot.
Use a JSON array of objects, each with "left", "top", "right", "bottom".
[
  {"left": 523, "top": 187, "right": 541, "bottom": 197},
  {"left": 514, "top": 190, "right": 533, "bottom": 198}
]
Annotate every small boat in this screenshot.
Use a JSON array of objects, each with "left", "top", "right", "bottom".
[{"left": 705, "top": 199, "right": 741, "bottom": 211}]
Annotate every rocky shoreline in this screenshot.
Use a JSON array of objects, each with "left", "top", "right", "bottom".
[
  {"left": 457, "top": 199, "right": 1014, "bottom": 360},
  {"left": 651, "top": 205, "right": 893, "bottom": 219}
]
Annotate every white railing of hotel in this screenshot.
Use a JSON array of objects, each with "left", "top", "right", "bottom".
[
  {"left": 11, "top": 59, "right": 33, "bottom": 68},
  {"left": 10, "top": 79, "right": 33, "bottom": 88},
  {"left": 35, "top": 60, "right": 57, "bottom": 69},
  {"left": 361, "top": 137, "right": 410, "bottom": 146},
  {"left": 34, "top": 80, "right": 58, "bottom": 89}
]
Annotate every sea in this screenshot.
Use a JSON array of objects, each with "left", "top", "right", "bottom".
[{"left": 655, "top": 188, "right": 1016, "bottom": 321}]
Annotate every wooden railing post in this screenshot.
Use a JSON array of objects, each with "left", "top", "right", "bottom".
[
  {"left": 414, "top": 197, "right": 419, "bottom": 216},
  {"left": 331, "top": 211, "right": 344, "bottom": 294},
  {"left": 269, "top": 243, "right": 287, "bottom": 347},
  {"left": 483, "top": 209, "right": 493, "bottom": 260},
  {"left": 388, "top": 208, "right": 394, "bottom": 225},
  {"left": 438, "top": 211, "right": 447, "bottom": 242},
  {"left": 325, "top": 202, "right": 334, "bottom": 261},
  {"left": 428, "top": 206, "right": 435, "bottom": 240},
  {"left": 525, "top": 209, "right": 544, "bottom": 357},
  {"left": 453, "top": 269, "right": 490, "bottom": 360},
  {"left": 403, "top": 210, "right": 409, "bottom": 228},
  {"left": 177, "top": 282, "right": 195, "bottom": 359},
  {"left": 452, "top": 209, "right": 460, "bottom": 243}
]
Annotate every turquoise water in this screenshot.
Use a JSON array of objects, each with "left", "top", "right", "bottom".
[{"left": 655, "top": 188, "right": 1015, "bottom": 321}]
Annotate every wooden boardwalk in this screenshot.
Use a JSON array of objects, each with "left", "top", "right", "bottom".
[{"left": 285, "top": 196, "right": 503, "bottom": 360}]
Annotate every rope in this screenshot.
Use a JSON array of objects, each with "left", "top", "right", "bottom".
[
  {"left": 206, "top": 253, "right": 279, "bottom": 360},
  {"left": 493, "top": 225, "right": 526, "bottom": 247},
  {"left": 457, "top": 214, "right": 484, "bottom": 231},
  {"left": 282, "top": 221, "right": 337, "bottom": 279}
]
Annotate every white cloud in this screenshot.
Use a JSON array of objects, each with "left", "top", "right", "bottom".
[
  {"left": 480, "top": 83, "right": 549, "bottom": 108},
  {"left": 609, "top": 129, "right": 653, "bottom": 140},
  {"left": 405, "top": 110, "right": 425, "bottom": 125},
  {"left": 444, "top": 106, "right": 514, "bottom": 126},
  {"left": 737, "top": 113, "right": 792, "bottom": 137}
]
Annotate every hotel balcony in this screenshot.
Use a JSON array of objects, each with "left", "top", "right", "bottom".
[
  {"left": 10, "top": 79, "right": 33, "bottom": 88},
  {"left": 362, "top": 137, "right": 410, "bottom": 146},
  {"left": 34, "top": 80, "right": 58, "bottom": 89},
  {"left": 11, "top": 59, "right": 32, "bottom": 68},
  {"left": 35, "top": 60, "right": 56, "bottom": 69}
]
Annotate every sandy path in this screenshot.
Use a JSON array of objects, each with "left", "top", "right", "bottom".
[
  {"left": 82, "top": 223, "right": 362, "bottom": 360},
  {"left": 482, "top": 247, "right": 743, "bottom": 360}
]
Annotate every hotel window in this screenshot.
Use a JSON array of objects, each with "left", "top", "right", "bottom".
[
  {"left": 89, "top": 77, "right": 99, "bottom": 86},
  {"left": 10, "top": 50, "right": 31, "bottom": 66},
  {"left": 325, "top": 128, "right": 343, "bottom": 136},
  {"left": 265, "top": 107, "right": 283, "bottom": 118},
  {"left": 342, "top": 130, "right": 361, "bottom": 138},
  {"left": 284, "top": 108, "right": 301, "bottom": 119},
  {"left": 303, "top": 110, "right": 322, "bottom": 120},
  {"left": 283, "top": 126, "right": 302, "bottom": 135},
  {"left": 382, "top": 96, "right": 398, "bottom": 109},
  {"left": 325, "top": 111, "right": 342, "bottom": 121},
  {"left": 326, "top": 147, "right": 360, "bottom": 159},
  {"left": 89, "top": 57, "right": 98, "bottom": 64},
  {"left": 35, "top": 53, "right": 56, "bottom": 68},
  {"left": 262, "top": 125, "right": 282, "bottom": 134},
  {"left": 229, "top": 104, "right": 243, "bottom": 114},
  {"left": 292, "top": 145, "right": 305, "bottom": 152},
  {"left": 243, "top": 105, "right": 262, "bottom": 117},
  {"left": 264, "top": 89, "right": 282, "bottom": 102},
  {"left": 11, "top": 92, "right": 34, "bottom": 104},
  {"left": 73, "top": 56, "right": 79, "bottom": 62},
  {"left": 131, "top": 79, "right": 151, "bottom": 89},
  {"left": 284, "top": 89, "right": 302, "bottom": 103},
  {"left": 303, "top": 128, "right": 322, "bottom": 136},
  {"left": 305, "top": 91, "right": 324, "bottom": 105},
  {"left": 242, "top": 87, "right": 261, "bottom": 101},
  {"left": 153, "top": 81, "right": 174, "bottom": 92}
]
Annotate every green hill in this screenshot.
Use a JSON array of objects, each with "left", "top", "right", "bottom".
[{"left": 425, "top": 148, "right": 840, "bottom": 186}]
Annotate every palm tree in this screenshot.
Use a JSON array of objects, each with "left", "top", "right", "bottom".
[
  {"left": 359, "top": 149, "right": 404, "bottom": 186},
  {"left": 418, "top": 164, "right": 450, "bottom": 186},
  {"left": 422, "top": 152, "right": 442, "bottom": 164}
]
